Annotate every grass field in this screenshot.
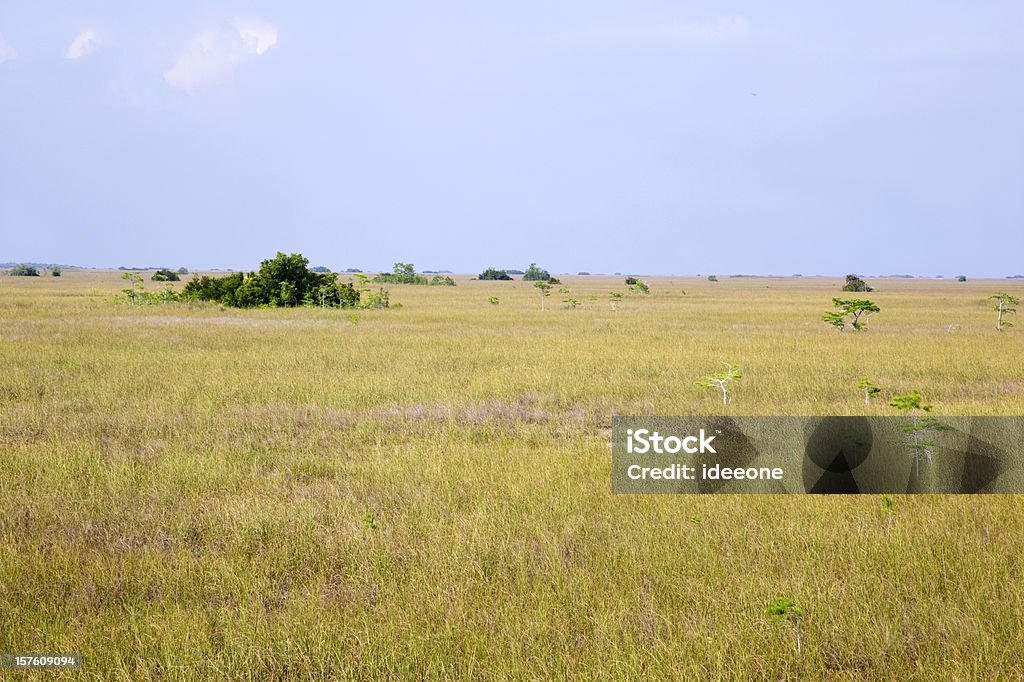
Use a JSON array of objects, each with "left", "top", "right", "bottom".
[{"left": 2, "top": 271, "right": 1023, "bottom": 679}]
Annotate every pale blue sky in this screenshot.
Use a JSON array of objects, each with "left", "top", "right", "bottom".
[{"left": 1, "top": 2, "right": 1022, "bottom": 275}]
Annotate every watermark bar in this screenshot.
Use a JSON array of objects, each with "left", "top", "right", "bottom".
[
  {"left": 0, "top": 653, "right": 82, "bottom": 669},
  {"left": 612, "top": 416, "right": 1024, "bottom": 494}
]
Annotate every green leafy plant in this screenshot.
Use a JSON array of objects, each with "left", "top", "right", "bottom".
[
  {"left": 608, "top": 291, "right": 624, "bottom": 311},
  {"left": 51, "top": 266, "right": 62, "bottom": 277},
  {"left": 627, "top": 278, "right": 650, "bottom": 294},
  {"left": 9, "top": 264, "right": 40, "bottom": 276},
  {"left": 766, "top": 596, "right": 803, "bottom": 654},
  {"left": 478, "top": 267, "right": 512, "bottom": 281},
  {"left": 488, "top": 296, "right": 500, "bottom": 305},
  {"left": 707, "top": 275, "right": 718, "bottom": 282},
  {"left": 523, "top": 263, "right": 552, "bottom": 281},
  {"left": 841, "top": 274, "right": 873, "bottom": 292},
  {"left": 152, "top": 269, "right": 180, "bottom": 282},
  {"left": 823, "top": 298, "right": 880, "bottom": 332},
  {"left": 881, "top": 494, "right": 896, "bottom": 531},
  {"left": 363, "top": 511, "right": 377, "bottom": 530},
  {"left": 989, "top": 292, "right": 1019, "bottom": 331},
  {"left": 120, "top": 272, "right": 145, "bottom": 305},
  {"left": 857, "top": 377, "right": 882, "bottom": 405},
  {"left": 889, "top": 390, "right": 951, "bottom": 479},
  {"left": 534, "top": 281, "right": 552, "bottom": 311},
  {"left": 696, "top": 363, "right": 742, "bottom": 405}
]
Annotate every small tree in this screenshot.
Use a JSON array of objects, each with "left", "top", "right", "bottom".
[
  {"left": 767, "top": 597, "right": 803, "bottom": 655},
  {"left": 841, "top": 274, "right": 873, "bottom": 292},
  {"left": 707, "top": 275, "right": 718, "bottom": 282},
  {"left": 823, "top": 298, "right": 880, "bottom": 332},
  {"left": 534, "top": 281, "right": 552, "bottom": 311},
  {"left": 989, "top": 292, "right": 1019, "bottom": 331},
  {"left": 695, "top": 363, "right": 742, "bottom": 405},
  {"left": 609, "top": 291, "right": 624, "bottom": 311},
  {"left": 857, "top": 377, "right": 882, "bottom": 405},
  {"left": 956, "top": 275, "right": 966, "bottom": 282},
  {"left": 121, "top": 272, "right": 144, "bottom": 305},
  {"left": 890, "top": 390, "right": 950, "bottom": 479},
  {"left": 51, "top": 266, "right": 62, "bottom": 277}
]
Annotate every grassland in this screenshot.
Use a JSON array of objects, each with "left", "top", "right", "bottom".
[{"left": 2, "top": 270, "right": 1023, "bottom": 680}]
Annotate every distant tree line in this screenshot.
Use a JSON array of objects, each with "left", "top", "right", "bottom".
[{"left": 373, "top": 263, "right": 455, "bottom": 286}]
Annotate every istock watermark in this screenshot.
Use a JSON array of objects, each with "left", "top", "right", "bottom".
[{"left": 611, "top": 416, "right": 1024, "bottom": 494}]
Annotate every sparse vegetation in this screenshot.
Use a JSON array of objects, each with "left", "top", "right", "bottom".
[
  {"left": 766, "top": 597, "right": 803, "bottom": 655},
  {"left": 1, "top": 273, "right": 1023, "bottom": 679}
]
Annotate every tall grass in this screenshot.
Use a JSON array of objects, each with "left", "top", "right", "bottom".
[{"left": 1, "top": 271, "right": 1023, "bottom": 679}]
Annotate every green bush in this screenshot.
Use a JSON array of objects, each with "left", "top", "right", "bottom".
[
  {"left": 152, "top": 269, "right": 180, "bottom": 282},
  {"left": 479, "top": 268, "right": 512, "bottom": 281},
  {"left": 842, "top": 274, "right": 873, "bottom": 292},
  {"left": 523, "top": 263, "right": 551, "bottom": 281},
  {"left": 181, "top": 253, "right": 362, "bottom": 308},
  {"left": 10, "top": 264, "right": 40, "bottom": 276}
]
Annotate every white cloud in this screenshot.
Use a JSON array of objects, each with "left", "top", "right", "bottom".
[
  {"left": 164, "top": 18, "right": 278, "bottom": 92},
  {"left": 65, "top": 28, "right": 101, "bottom": 59},
  {"left": 0, "top": 37, "right": 15, "bottom": 63},
  {"left": 238, "top": 19, "right": 278, "bottom": 56}
]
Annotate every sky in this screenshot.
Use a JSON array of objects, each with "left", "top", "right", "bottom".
[{"left": 1, "top": 2, "right": 1022, "bottom": 276}]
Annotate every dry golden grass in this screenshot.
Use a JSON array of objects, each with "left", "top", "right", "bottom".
[{"left": 1, "top": 270, "right": 1023, "bottom": 679}]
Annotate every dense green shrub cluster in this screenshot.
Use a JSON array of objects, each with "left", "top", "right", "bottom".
[
  {"left": 523, "top": 263, "right": 551, "bottom": 281},
  {"left": 181, "top": 253, "right": 360, "bottom": 308},
  {"left": 842, "top": 274, "right": 873, "bottom": 292},
  {"left": 478, "top": 268, "right": 512, "bottom": 280},
  {"left": 9, "top": 264, "right": 40, "bottom": 276},
  {"left": 152, "top": 269, "right": 180, "bottom": 281}
]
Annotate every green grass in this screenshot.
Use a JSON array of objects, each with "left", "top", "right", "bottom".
[{"left": 1, "top": 271, "right": 1023, "bottom": 679}]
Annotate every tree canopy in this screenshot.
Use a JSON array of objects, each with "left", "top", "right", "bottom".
[
  {"left": 523, "top": 263, "right": 552, "bottom": 281},
  {"left": 182, "top": 252, "right": 359, "bottom": 308},
  {"left": 478, "top": 268, "right": 512, "bottom": 281}
]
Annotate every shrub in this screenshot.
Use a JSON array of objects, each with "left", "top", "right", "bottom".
[
  {"left": 181, "top": 253, "right": 361, "bottom": 308},
  {"left": 523, "top": 263, "right": 552, "bottom": 281},
  {"left": 10, "top": 264, "right": 40, "bottom": 276},
  {"left": 479, "top": 268, "right": 512, "bottom": 281},
  {"left": 841, "top": 274, "right": 873, "bottom": 292},
  {"left": 152, "top": 269, "right": 180, "bottom": 282}
]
